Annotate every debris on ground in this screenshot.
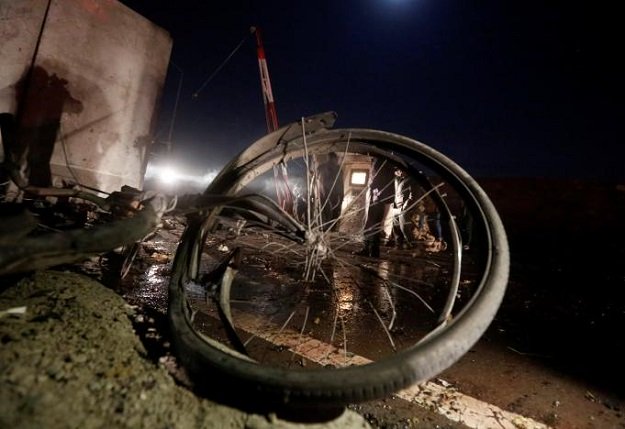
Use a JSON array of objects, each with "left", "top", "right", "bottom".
[{"left": 0, "top": 270, "right": 371, "bottom": 429}]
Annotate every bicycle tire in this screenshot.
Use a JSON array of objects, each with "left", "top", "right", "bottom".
[{"left": 168, "top": 112, "right": 509, "bottom": 405}]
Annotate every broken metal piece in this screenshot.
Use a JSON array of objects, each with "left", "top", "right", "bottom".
[{"left": 0, "top": 193, "right": 169, "bottom": 276}]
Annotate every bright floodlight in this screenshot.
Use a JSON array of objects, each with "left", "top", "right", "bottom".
[
  {"left": 159, "top": 166, "right": 178, "bottom": 184},
  {"left": 350, "top": 170, "right": 368, "bottom": 186}
]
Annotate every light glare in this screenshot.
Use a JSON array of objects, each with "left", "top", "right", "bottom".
[{"left": 159, "top": 167, "right": 179, "bottom": 184}]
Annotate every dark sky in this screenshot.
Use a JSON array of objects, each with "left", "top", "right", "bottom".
[{"left": 120, "top": 0, "right": 623, "bottom": 180}]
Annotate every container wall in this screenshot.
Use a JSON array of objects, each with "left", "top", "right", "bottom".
[
  {"left": 0, "top": 0, "right": 50, "bottom": 111},
  {"left": 0, "top": 0, "right": 48, "bottom": 164},
  {"left": 1, "top": 0, "right": 172, "bottom": 192}
]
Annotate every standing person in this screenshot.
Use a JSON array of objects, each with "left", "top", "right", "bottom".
[
  {"left": 357, "top": 157, "right": 395, "bottom": 257},
  {"left": 412, "top": 191, "right": 446, "bottom": 251},
  {"left": 389, "top": 168, "right": 413, "bottom": 249},
  {"left": 413, "top": 198, "right": 427, "bottom": 239},
  {"left": 318, "top": 152, "right": 344, "bottom": 231},
  {"left": 425, "top": 195, "right": 447, "bottom": 252},
  {"left": 291, "top": 182, "right": 307, "bottom": 224}
]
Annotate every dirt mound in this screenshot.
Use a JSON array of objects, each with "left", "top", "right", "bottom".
[{"left": 0, "top": 271, "right": 246, "bottom": 428}]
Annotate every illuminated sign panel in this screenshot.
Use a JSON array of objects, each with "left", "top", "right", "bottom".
[{"left": 350, "top": 170, "right": 368, "bottom": 186}]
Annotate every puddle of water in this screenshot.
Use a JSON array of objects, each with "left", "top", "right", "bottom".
[
  {"left": 180, "top": 231, "right": 470, "bottom": 368},
  {"left": 118, "top": 218, "right": 485, "bottom": 373}
]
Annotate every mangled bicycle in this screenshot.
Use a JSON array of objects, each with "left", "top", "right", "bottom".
[{"left": 168, "top": 112, "right": 509, "bottom": 405}]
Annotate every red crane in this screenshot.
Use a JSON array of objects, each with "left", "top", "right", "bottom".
[
  {"left": 251, "top": 26, "right": 293, "bottom": 213},
  {"left": 252, "top": 26, "right": 279, "bottom": 133}
]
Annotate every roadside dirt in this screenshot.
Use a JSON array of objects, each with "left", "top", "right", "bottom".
[{"left": 0, "top": 271, "right": 252, "bottom": 428}]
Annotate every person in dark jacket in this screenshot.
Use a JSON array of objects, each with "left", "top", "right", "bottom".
[
  {"left": 318, "top": 152, "right": 344, "bottom": 231},
  {"left": 357, "top": 157, "right": 395, "bottom": 257}
]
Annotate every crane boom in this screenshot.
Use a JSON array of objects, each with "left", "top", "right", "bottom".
[
  {"left": 251, "top": 26, "right": 293, "bottom": 213},
  {"left": 252, "top": 26, "right": 279, "bottom": 133}
]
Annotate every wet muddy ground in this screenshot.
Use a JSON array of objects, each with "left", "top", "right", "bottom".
[
  {"left": 108, "top": 179, "right": 625, "bottom": 428},
  {"left": 3, "top": 179, "right": 623, "bottom": 428}
]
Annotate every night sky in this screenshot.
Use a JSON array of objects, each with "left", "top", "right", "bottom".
[{"left": 120, "top": 1, "right": 622, "bottom": 181}]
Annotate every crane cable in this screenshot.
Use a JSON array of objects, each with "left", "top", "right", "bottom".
[
  {"left": 191, "top": 27, "right": 295, "bottom": 214},
  {"left": 192, "top": 32, "right": 251, "bottom": 99}
]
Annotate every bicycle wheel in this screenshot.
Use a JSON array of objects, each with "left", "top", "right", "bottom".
[{"left": 168, "top": 112, "right": 509, "bottom": 405}]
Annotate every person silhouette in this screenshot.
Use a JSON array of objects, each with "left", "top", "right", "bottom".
[
  {"left": 357, "top": 157, "right": 395, "bottom": 257},
  {"left": 318, "top": 152, "right": 344, "bottom": 232},
  {"left": 14, "top": 66, "right": 83, "bottom": 188},
  {"left": 389, "top": 167, "right": 414, "bottom": 249}
]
